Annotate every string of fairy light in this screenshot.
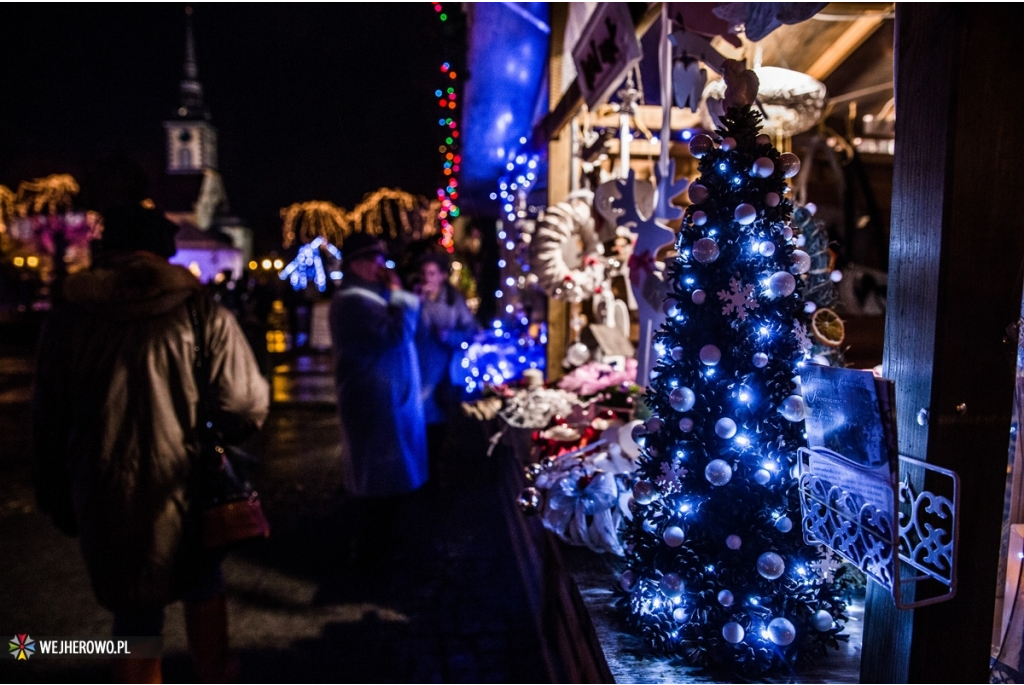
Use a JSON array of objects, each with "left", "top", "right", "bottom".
[{"left": 433, "top": 2, "right": 460, "bottom": 252}]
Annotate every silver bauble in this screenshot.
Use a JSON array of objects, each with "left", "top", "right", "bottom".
[
  {"left": 688, "top": 134, "right": 715, "bottom": 158},
  {"left": 524, "top": 463, "right": 543, "bottom": 482},
  {"left": 759, "top": 241, "right": 776, "bottom": 257},
  {"left": 692, "top": 210, "right": 707, "bottom": 226},
  {"left": 714, "top": 418, "right": 737, "bottom": 439},
  {"left": 691, "top": 289, "right": 706, "bottom": 304},
  {"left": 811, "top": 610, "right": 834, "bottom": 632},
  {"left": 688, "top": 183, "right": 709, "bottom": 204},
  {"left": 720, "top": 137, "right": 737, "bottom": 151},
  {"left": 775, "top": 516, "right": 794, "bottom": 533},
  {"left": 632, "top": 480, "right": 656, "bottom": 505},
  {"left": 753, "top": 468, "right": 771, "bottom": 485},
  {"left": 517, "top": 487, "right": 541, "bottom": 515},
  {"left": 734, "top": 203, "right": 757, "bottom": 225},
  {"left": 780, "top": 395, "right": 806, "bottom": 422},
  {"left": 678, "top": 417, "right": 694, "bottom": 432},
  {"left": 620, "top": 569, "right": 636, "bottom": 591},
  {"left": 722, "top": 622, "right": 745, "bottom": 644},
  {"left": 663, "top": 525, "right": 686, "bottom": 547},
  {"left": 565, "top": 341, "right": 590, "bottom": 367},
  {"left": 692, "top": 237, "right": 720, "bottom": 264},
  {"left": 790, "top": 249, "right": 811, "bottom": 275},
  {"left": 766, "top": 191, "right": 781, "bottom": 207},
  {"left": 767, "top": 617, "right": 797, "bottom": 646},
  {"left": 718, "top": 590, "right": 735, "bottom": 607},
  {"left": 660, "top": 572, "right": 684, "bottom": 598},
  {"left": 726, "top": 534, "right": 742, "bottom": 550},
  {"left": 753, "top": 352, "right": 769, "bottom": 368},
  {"left": 778, "top": 152, "right": 801, "bottom": 178},
  {"left": 669, "top": 386, "right": 696, "bottom": 412},
  {"left": 705, "top": 458, "right": 733, "bottom": 486},
  {"left": 752, "top": 157, "right": 775, "bottom": 178},
  {"left": 699, "top": 344, "right": 721, "bottom": 366},
  {"left": 757, "top": 551, "right": 786, "bottom": 580},
  {"left": 767, "top": 271, "right": 797, "bottom": 298}
]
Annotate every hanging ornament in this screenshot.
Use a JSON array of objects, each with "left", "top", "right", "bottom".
[
  {"left": 689, "top": 184, "right": 709, "bottom": 204},
  {"left": 775, "top": 516, "right": 793, "bottom": 533},
  {"left": 673, "top": 607, "right": 688, "bottom": 622},
  {"left": 753, "top": 468, "right": 771, "bottom": 485},
  {"left": 692, "top": 210, "right": 708, "bottom": 225},
  {"left": 632, "top": 480, "right": 656, "bottom": 505},
  {"left": 664, "top": 525, "right": 687, "bottom": 547},
  {"left": 722, "top": 622, "right": 745, "bottom": 644},
  {"left": 669, "top": 386, "right": 696, "bottom": 412},
  {"left": 656, "top": 459, "right": 689, "bottom": 493},
  {"left": 714, "top": 418, "right": 737, "bottom": 439},
  {"left": 518, "top": 487, "right": 541, "bottom": 515},
  {"left": 777, "top": 152, "right": 801, "bottom": 178},
  {"left": 565, "top": 341, "right": 591, "bottom": 367},
  {"left": 780, "top": 395, "right": 806, "bottom": 421},
  {"left": 689, "top": 134, "right": 715, "bottom": 158},
  {"left": 646, "top": 416, "right": 663, "bottom": 433},
  {"left": 720, "top": 137, "right": 737, "bottom": 151},
  {"left": 660, "top": 572, "right": 684, "bottom": 598},
  {"left": 705, "top": 458, "right": 733, "bottom": 485},
  {"left": 734, "top": 203, "right": 757, "bottom": 225},
  {"left": 767, "top": 271, "right": 797, "bottom": 298},
  {"left": 765, "top": 191, "right": 781, "bottom": 207},
  {"left": 718, "top": 278, "right": 760, "bottom": 320},
  {"left": 524, "top": 462, "right": 543, "bottom": 482},
  {"left": 620, "top": 569, "right": 637, "bottom": 591},
  {"left": 693, "top": 237, "right": 720, "bottom": 263},
  {"left": 718, "top": 589, "right": 735, "bottom": 607},
  {"left": 812, "top": 610, "right": 834, "bottom": 632},
  {"left": 759, "top": 241, "right": 777, "bottom": 257},
  {"left": 757, "top": 551, "right": 786, "bottom": 580},
  {"left": 726, "top": 534, "right": 742, "bottom": 550},
  {"left": 700, "top": 344, "right": 722, "bottom": 365},
  {"left": 692, "top": 289, "right": 706, "bottom": 304},
  {"left": 767, "top": 617, "right": 797, "bottom": 646},
  {"left": 790, "top": 249, "right": 811, "bottom": 275},
  {"left": 678, "top": 417, "right": 694, "bottom": 432},
  {"left": 671, "top": 346, "right": 685, "bottom": 360},
  {"left": 752, "top": 157, "right": 775, "bottom": 178},
  {"left": 793, "top": 320, "right": 814, "bottom": 353},
  {"left": 753, "top": 352, "right": 769, "bottom": 368}
]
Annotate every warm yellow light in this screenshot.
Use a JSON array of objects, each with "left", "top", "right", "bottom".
[
  {"left": 248, "top": 260, "right": 258, "bottom": 270},
  {"left": 261, "top": 259, "right": 272, "bottom": 270},
  {"left": 26, "top": 256, "right": 39, "bottom": 268},
  {"left": 13, "top": 256, "right": 25, "bottom": 267},
  {"left": 273, "top": 259, "right": 284, "bottom": 270}
]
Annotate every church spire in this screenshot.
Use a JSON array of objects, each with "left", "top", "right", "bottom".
[{"left": 176, "top": 5, "right": 209, "bottom": 121}]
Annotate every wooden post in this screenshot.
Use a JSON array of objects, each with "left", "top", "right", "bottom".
[
  {"left": 862, "top": 5, "right": 1024, "bottom": 682},
  {"left": 546, "top": 3, "right": 570, "bottom": 380}
]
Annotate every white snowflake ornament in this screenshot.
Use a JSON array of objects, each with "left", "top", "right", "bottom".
[
  {"left": 718, "top": 277, "right": 760, "bottom": 320},
  {"left": 654, "top": 458, "right": 688, "bottom": 494},
  {"left": 809, "top": 547, "right": 844, "bottom": 584},
  {"left": 793, "top": 320, "right": 813, "bottom": 353}
]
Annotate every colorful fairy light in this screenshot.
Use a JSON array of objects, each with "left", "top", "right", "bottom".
[{"left": 433, "top": 6, "right": 459, "bottom": 253}]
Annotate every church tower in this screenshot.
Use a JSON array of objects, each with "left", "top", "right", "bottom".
[{"left": 164, "top": 6, "right": 218, "bottom": 174}]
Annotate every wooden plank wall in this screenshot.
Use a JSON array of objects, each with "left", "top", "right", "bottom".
[{"left": 863, "top": 5, "right": 1024, "bottom": 682}]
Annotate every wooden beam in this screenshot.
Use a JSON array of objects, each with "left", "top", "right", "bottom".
[
  {"left": 546, "top": 3, "right": 570, "bottom": 381},
  {"left": 588, "top": 104, "right": 702, "bottom": 132},
  {"left": 806, "top": 14, "right": 886, "bottom": 81}
]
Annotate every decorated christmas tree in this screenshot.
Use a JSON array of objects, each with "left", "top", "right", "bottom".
[{"left": 619, "top": 63, "right": 848, "bottom": 676}]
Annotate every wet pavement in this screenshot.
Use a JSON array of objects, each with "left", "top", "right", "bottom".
[{"left": 0, "top": 352, "right": 551, "bottom": 683}]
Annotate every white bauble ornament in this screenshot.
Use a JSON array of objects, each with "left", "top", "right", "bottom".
[
  {"left": 688, "top": 134, "right": 715, "bottom": 158},
  {"left": 720, "top": 137, "right": 737, "bottom": 151},
  {"left": 660, "top": 572, "right": 684, "bottom": 598},
  {"left": 759, "top": 241, "right": 776, "bottom": 257},
  {"left": 692, "top": 210, "right": 707, "bottom": 226},
  {"left": 753, "top": 468, "right": 771, "bottom": 485},
  {"left": 705, "top": 458, "right": 733, "bottom": 486},
  {"left": 620, "top": 569, "right": 636, "bottom": 591},
  {"left": 790, "top": 250, "right": 811, "bottom": 275},
  {"left": 775, "top": 516, "right": 794, "bottom": 533},
  {"left": 692, "top": 237, "right": 720, "bottom": 264},
  {"left": 780, "top": 395, "right": 806, "bottom": 422},
  {"left": 671, "top": 346, "right": 684, "bottom": 360},
  {"left": 755, "top": 134, "right": 771, "bottom": 146},
  {"left": 565, "top": 341, "right": 590, "bottom": 366},
  {"left": 718, "top": 589, "right": 735, "bottom": 607},
  {"left": 669, "top": 386, "right": 696, "bottom": 412},
  {"left": 812, "top": 610, "right": 834, "bottom": 632},
  {"left": 753, "top": 352, "right": 769, "bottom": 368},
  {"left": 804, "top": 301, "right": 818, "bottom": 314},
  {"left": 768, "top": 271, "right": 797, "bottom": 298},
  {"left": 778, "top": 152, "right": 801, "bottom": 178},
  {"left": 757, "top": 551, "right": 786, "bottom": 580},
  {"left": 663, "top": 525, "right": 686, "bottom": 547},
  {"left": 734, "top": 203, "right": 757, "bottom": 225},
  {"left": 765, "top": 191, "right": 781, "bottom": 207},
  {"left": 714, "top": 418, "right": 737, "bottom": 439},
  {"left": 768, "top": 617, "right": 797, "bottom": 646},
  {"left": 830, "top": 269, "right": 843, "bottom": 282},
  {"left": 699, "top": 344, "right": 721, "bottom": 366},
  {"left": 646, "top": 416, "right": 663, "bottom": 433},
  {"left": 665, "top": 300, "right": 681, "bottom": 317},
  {"left": 632, "top": 480, "right": 656, "bottom": 505},
  {"left": 752, "top": 157, "right": 775, "bottom": 178},
  {"left": 806, "top": 202, "right": 818, "bottom": 216},
  {"left": 726, "top": 534, "right": 742, "bottom": 550},
  {"left": 673, "top": 607, "right": 688, "bottom": 622},
  {"left": 722, "top": 622, "right": 745, "bottom": 643},
  {"left": 622, "top": 420, "right": 645, "bottom": 458},
  {"left": 689, "top": 183, "right": 709, "bottom": 204},
  {"left": 691, "top": 289, "right": 706, "bottom": 305},
  {"left": 783, "top": 225, "right": 794, "bottom": 241},
  {"left": 678, "top": 417, "right": 694, "bottom": 432}
]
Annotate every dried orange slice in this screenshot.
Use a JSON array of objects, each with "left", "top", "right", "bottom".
[{"left": 811, "top": 307, "right": 845, "bottom": 347}]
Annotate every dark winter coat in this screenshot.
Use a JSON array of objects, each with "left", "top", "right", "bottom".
[
  {"left": 32, "top": 252, "right": 269, "bottom": 611},
  {"left": 330, "top": 275, "right": 427, "bottom": 497},
  {"left": 416, "top": 284, "right": 478, "bottom": 424}
]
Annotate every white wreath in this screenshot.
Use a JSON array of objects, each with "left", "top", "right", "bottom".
[{"left": 530, "top": 193, "right": 605, "bottom": 302}]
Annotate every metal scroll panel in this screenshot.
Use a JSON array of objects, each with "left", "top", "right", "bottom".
[{"left": 798, "top": 447, "right": 959, "bottom": 609}]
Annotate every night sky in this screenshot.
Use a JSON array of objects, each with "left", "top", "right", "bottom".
[{"left": 0, "top": 3, "right": 448, "bottom": 253}]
